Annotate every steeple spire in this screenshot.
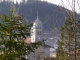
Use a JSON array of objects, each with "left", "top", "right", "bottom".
[{"left": 37, "top": 11, "right": 39, "bottom": 20}]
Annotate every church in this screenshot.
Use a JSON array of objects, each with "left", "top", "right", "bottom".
[
  {"left": 12, "top": 7, "right": 58, "bottom": 60},
  {"left": 27, "top": 15, "right": 58, "bottom": 60}
]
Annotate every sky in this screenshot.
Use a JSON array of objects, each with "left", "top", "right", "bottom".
[
  {"left": 42, "top": 0, "right": 80, "bottom": 13},
  {"left": 13, "top": 0, "right": 62, "bottom": 5},
  {"left": 8, "top": 0, "right": 80, "bottom": 13}
]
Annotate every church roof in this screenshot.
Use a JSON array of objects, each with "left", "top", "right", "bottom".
[{"left": 32, "top": 16, "right": 43, "bottom": 29}]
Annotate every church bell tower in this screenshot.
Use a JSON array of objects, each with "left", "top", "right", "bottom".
[{"left": 31, "top": 15, "right": 43, "bottom": 42}]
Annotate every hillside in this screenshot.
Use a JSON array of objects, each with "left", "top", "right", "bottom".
[{"left": 0, "top": 0, "right": 73, "bottom": 29}]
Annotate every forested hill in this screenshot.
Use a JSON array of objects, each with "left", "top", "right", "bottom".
[{"left": 0, "top": 0, "right": 75, "bottom": 29}]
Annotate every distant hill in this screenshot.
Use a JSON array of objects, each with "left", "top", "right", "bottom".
[{"left": 0, "top": 0, "right": 78, "bottom": 29}]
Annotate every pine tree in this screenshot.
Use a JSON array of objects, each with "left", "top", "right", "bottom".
[
  {"left": 56, "top": 40, "right": 65, "bottom": 60},
  {"left": 56, "top": 14, "right": 75, "bottom": 60},
  {"left": 0, "top": 8, "right": 42, "bottom": 60}
]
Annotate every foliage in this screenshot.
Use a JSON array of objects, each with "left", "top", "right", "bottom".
[
  {"left": 56, "top": 14, "right": 75, "bottom": 60},
  {"left": 56, "top": 13, "right": 80, "bottom": 60},
  {"left": 0, "top": 8, "right": 42, "bottom": 60},
  {"left": 56, "top": 40, "right": 65, "bottom": 60}
]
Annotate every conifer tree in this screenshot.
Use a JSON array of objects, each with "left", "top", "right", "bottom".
[
  {"left": 56, "top": 40, "right": 65, "bottom": 60},
  {"left": 0, "top": 8, "right": 42, "bottom": 60},
  {"left": 56, "top": 14, "right": 75, "bottom": 60}
]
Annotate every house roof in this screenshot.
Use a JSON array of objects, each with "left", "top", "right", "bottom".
[{"left": 42, "top": 43, "right": 51, "bottom": 48}]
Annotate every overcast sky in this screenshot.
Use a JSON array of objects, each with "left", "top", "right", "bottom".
[
  {"left": 42, "top": 0, "right": 80, "bottom": 13},
  {"left": 13, "top": 0, "right": 62, "bottom": 5}
]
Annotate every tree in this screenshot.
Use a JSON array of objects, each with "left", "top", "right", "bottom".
[
  {"left": 56, "top": 14, "right": 75, "bottom": 60},
  {"left": 0, "top": 8, "right": 42, "bottom": 60},
  {"left": 56, "top": 40, "right": 65, "bottom": 60},
  {"left": 59, "top": 0, "right": 80, "bottom": 59}
]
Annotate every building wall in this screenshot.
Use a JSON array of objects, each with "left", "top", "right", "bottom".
[{"left": 44, "top": 48, "right": 50, "bottom": 58}]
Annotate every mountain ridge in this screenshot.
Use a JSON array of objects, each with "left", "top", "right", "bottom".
[{"left": 0, "top": 0, "right": 77, "bottom": 29}]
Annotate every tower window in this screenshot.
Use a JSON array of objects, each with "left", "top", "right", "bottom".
[
  {"left": 40, "top": 31, "right": 42, "bottom": 35},
  {"left": 37, "top": 31, "right": 39, "bottom": 35},
  {"left": 37, "top": 31, "right": 42, "bottom": 35}
]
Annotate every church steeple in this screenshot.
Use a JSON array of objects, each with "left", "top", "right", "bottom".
[
  {"left": 32, "top": 12, "right": 43, "bottom": 29},
  {"left": 37, "top": 11, "right": 39, "bottom": 20},
  {"left": 31, "top": 12, "right": 43, "bottom": 42}
]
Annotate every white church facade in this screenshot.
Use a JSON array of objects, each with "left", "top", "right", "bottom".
[{"left": 31, "top": 16, "right": 43, "bottom": 42}]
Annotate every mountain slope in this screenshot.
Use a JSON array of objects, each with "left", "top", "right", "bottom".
[{"left": 0, "top": 1, "right": 73, "bottom": 29}]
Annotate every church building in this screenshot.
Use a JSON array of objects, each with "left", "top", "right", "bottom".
[{"left": 27, "top": 15, "right": 58, "bottom": 60}]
